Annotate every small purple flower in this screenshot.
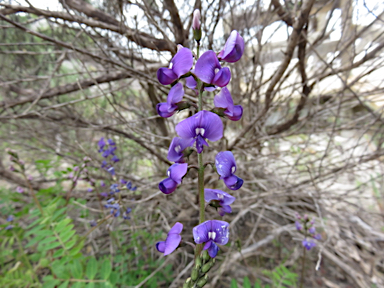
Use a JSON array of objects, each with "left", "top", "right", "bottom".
[
  {"left": 27, "top": 175, "right": 33, "bottom": 181},
  {"left": 16, "top": 186, "right": 24, "bottom": 193},
  {"left": 111, "top": 155, "right": 120, "bottom": 163},
  {"left": 215, "top": 151, "right": 243, "bottom": 190},
  {"left": 100, "top": 180, "right": 106, "bottom": 187},
  {"left": 5, "top": 225, "right": 13, "bottom": 230},
  {"left": 100, "top": 192, "right": 108, "bottom": 197},
  {"left": 314, "top": 233, "right": 322, "bottom": 240},
  {"left": 302, "top": 238, "right": 316, "bottom": 250},
  {"left": 110, "top": 184, "right": 120, "bottom": 194},
  {"left": 74, "top": 166, "right": 79, "bottom": 171},
  {"left": 9, "top": 165, "right": 15, "bottom": 172},
  {"left": 131, "top": 186, "right": 137, "bottom": 191},
  {"left": 193, "top": 220, "right": 229, "bottom": 258},
  {"left": 193, "top": 51, "right": 231, "bottom": 89},
  {"left": 90, "top": 220, "right": 97, "bottom": 227},
  {"left": 159, "top": 163, "right": 188, "bottom": 194},
  {"left": 102, "top": 146, "right": 116, "bottom": 158},
  {"left": 101, "top": 161, "right": 107, "bottom": 168},
  {"left": 107, "top": 167, "right": 115, "bottom": 176},
  {"left": 192, "top": 9, "right": 201, "bottom": 30},
  {"left": 126, "top": 181, "right": 132, "bottom": 189},
  {"left": 205, "top": 189, "right": 236, "bottom": 216},
  {"left": 156, "top": 222, "right": 183, "bottom": 256},
  {"left": 295, "top": 221, "right": 302, "bottom": 231},
  {"left": 214, "top": 87, "right": 243, "bottom": 121},
  {"left": 157, "top": 83, "right": 185, "bottom": 118},
  {"left": 107, "top": 139, "right": 115, "bottom": 146},
  {"left": 157, "top": 47, "right": 193, "bottom": 85},
  {"left": 218, "top": 30, "right": 245, "bottom": 63},
  {"left": 98, "top": 137, "right": 106, "bottom": 151},
  {"left": 175, "top": 111, "right": 223, "bottom": 153},
  {"left": 123, "top": 207, "right": 132, "bottom": 220},
  {"left": 87, "top": 187, "right": 94, "bottom": 192},
  {"left": 167, "top": 137, "right": 191, "bottom": 163},
  {"left": 308, "top": 227, "right": 316, "bottom": 234},
  {"left": 6, "top": 215, "right": 14, "bottom": 222}
]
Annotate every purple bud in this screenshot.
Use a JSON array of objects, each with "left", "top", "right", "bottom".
[
  {"left": 9, "top": 165, "right": 15, "bottom": 172},
  {"left": 100, "top": 192, "right": 108, "bottom": 197},
  {"left": 100, "top": 180, "right": 106, "bottom": 187},
  {"left": 27, "top": 175, "right": 33, "bottom": 181},
  {"left": 5, "top": 225, "right": 13, "bottom": 230},
  {"left": 74, "top": 166, "right": 79, "bottom": 171},
  {"left": 19, "top": 160, "right": 25, "bottom": 165},
  {"left": 6, "top": 215, "right": 14, "bottom": 222},
  {"left": 192, "top": 9, "right": 201, "bottom": 30},
  {"left": 314, "top": 233, "right": 322, "bottom": 240},
  {"left": 308, "top": 227, "right": 316, "bottom": 234},
  {"left": 87, "top": 187, "right": 94, "bottom": 192},
  {"left": 295, "top": 221, "right": 302, "bottom": 231},
  {"left": 16, "top": 186, "right": 24, "bottom": 193},
  {"left": 83, "top": 157, "right": 91, "bottom": 162}
]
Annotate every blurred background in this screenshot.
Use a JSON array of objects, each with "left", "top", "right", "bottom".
[{"left": 1, "top": 0, "right": 384, "bottom": 287}]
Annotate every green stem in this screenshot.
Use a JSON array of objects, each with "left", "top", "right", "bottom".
[
  {"left": 300, "top": 242, "right": 307, "bottom": 288},
  {"left": 23, "top": 173, "right": 44, "bottom": 216}
]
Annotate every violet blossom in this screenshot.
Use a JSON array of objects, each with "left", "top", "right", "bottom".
[
  {"left": 302, "top": 238, "right": 316, "bottom": 250},
  {"left": 157, "top": 83, "right": 185, "bottom": 118},
  {"left": 159, "top": 163, "right": 188, "bottom": 194},
  {"left": 205, "top": 189, "right": 235, "bottom": 216},
  {"left": 175, "top": 110, "right": 223, "bottom": 153},
  {"left": 156, "top": 222, "right": 183, "bottom": 256},
  {"left": 214, "top": 87, "right": 243, "bottom": 121},
  {"left": 215, "top": 151, "right": 243, "bottom": 190},
  {"left": 193, "top": 220, "right": 229, "bottom": 258},
  {"left": 157, "top": 47, "right": 193, "bottom": 85},
  {"left": 218, "top": 30, "right": 245, "bottom": 63},
  {"left": 167, "top": 137, "right": 191, "bottom": 163}
]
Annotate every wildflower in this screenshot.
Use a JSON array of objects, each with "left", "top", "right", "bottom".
[
  {"left": 167, "top": 137, "right": 191, "bottom": 163},
  {"left": 218, "top": 30, "right": 245, "bottom": 63},
  {"left": 126, "top": 181, "right": 132, "bottom": 189},
  {"left": 27, "top": 175, "right": 33, "bottom": 181},
  {"left": 185, "top": 76, "right": 197, "bottom": 92},
  {"left": 295, "top": 221, "right": 302, "bottom": 231},
  {"left": 302, "top": 238, "right": 316, "bottom": 250},
  {"left": 215, "top": 151, "right": 243, "bottom": 190},
  {"left": 193, "top": 220, "right": 229, "bottom": 258},
  {"left": 90, "top": 220, "right": 97, "bottom": 227},
  {"left": 102, "top": 146, "right": 116, "bottom": 158},
  {"left": 110, "top": 184, "right": 120, "bottom": 194},
  {"left": 314, "top": 234, "right": 322, "bottom": 240},
  {"left": 107, "top": 167, "right": 115, "bottom": 176},
  {"left": 123, "top": 207, "right": 132, "bottom": 220},
  {"left": 105, "top": 198, "right": 120, "bottom": 217},
  {"left": 16, "top": 186, "right": 24, "bottom": 193},
  {"left": 5, "top": 225, "right": 13, "bottom": 230},
  {"left": 157, "top": 83, "right": 185, "bottom": 118},
  {"left": 111, "top": 155, "right": 120, "bottom": 163},
  {"left": 107, "top": 139, "right": 115, "bottom": 146},
  {"left": 87, "top": 187, "right": 94, "bottom": 192},
  {"left": 157, "top": 47, "right": 193, "bottom": 85},
  {"left": 156, "top": 222, "right": 183, "bottom": 256},
  {"left": 9, "top": 165, "right": 15, "bottom": 172},
  {"left": 214, "top": 87, "right": 243, "bottom": 121},
  {"left": 100, "top": 192, "right": 108, "bottom": 197},
  {"left": 159, "top": 163, "right": 188, "bottom": 194},
  {"left": 98, "top": 137, "right": 106, "bottom": 151},
  {"left": 100, "top": 180, "right": 106, "bottom": 187},
  {"left": 131, "top": 186, "right": 137, "bottom": 191},
  {"left": 74, "top": 166, "right": 79, "bottom": 171},
  {"left": 308, "top": 226, "right": 316, "bottom": 234},
  {"left": 175, "top": 111, "right": 223, "bottom": 153},
  {"left": 6, "top": 215, "right": 14, "bottom": 222},
  {"left": 193, "top": 51, "right": 231, "bottom": 89},
  {"left": 204, "top": 189, "right": 235, "bottom": 216}
]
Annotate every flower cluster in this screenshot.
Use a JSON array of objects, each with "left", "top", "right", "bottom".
[
  {"left": 295, "top": 213, "right": 322, "bottom": 250},
  {"left": 156, "top": 9, "right": 245, "bottom": 263},
  {"left": 104, "top": 198, "right": 132, "bottom": 219},
  {"left": 98, "top": 137, "right": 119, "bottom": 176}
]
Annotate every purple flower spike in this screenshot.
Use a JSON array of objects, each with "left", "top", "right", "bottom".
[
  {"left": 193, "top": 220, "right": 229, "bottom": 258},
  {"left": 302, "top": 238, "right": 316, "bottom": 250},
  {"left": 215, "top": 151, "right": 243, "bottom": 190},
  {"left": 218, "top": 30, "right": 245, "bottom": 63},
  {"left": 193, "top": 51, "right": 231, "bottom": 88},
  {"left": 159, "top": 163, "right": 188, "bottom": 194},
  {"left": 156, "top": 222, "right": 183, "bottom": 256},
  {"left": 214, "top": 87, "right": 243, "bottom": 121},
  {"left": 168, "top": 137, "right": 191, "bottom": 163},
  {"left": 98, "top": 137, "right": 106, "bottom": 151},
  {"left": 157, "top": 47, "right": 193, "bottom": 85},
  {"left": 205, "top": 189, "right": 236, "bottom": 216},
  {"left": 157, "top": 83, "right": 184, "bottom": 118},
  {"left": 176, "top": 110, "right": 223, "bottom": 153}
]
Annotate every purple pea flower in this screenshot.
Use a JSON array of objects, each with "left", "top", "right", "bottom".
[
  {"left": 193, "top": 51, "right": 231, "bottom": 89},
  {"left": 175, "top": 110, "right": 223, "bottom": 153},
  {"left": 302, "top": 238, "right": 316, "bottom": 250},
  {"left": 159, "top": 163, "right": 188, "bottom": 194},
  {"left": 107, "top": 139, "right": 115, "bottom": 146},
  {"left": 156, "top": 222, "right": 183, "bottom": 256},
  {"left": 102, "top": 146, "right": 116, "bottom": 158},
  {"left": 309, "top": 226, "right": 316, "bottom": 234},
  {"left": 123, "top": 207, "right": 132, "bottom": 220},
  {"left": 214, "top": 87, "right": 243, "bottom": 121},
  {"left": 111, "top": 155, "right": 120, "bottom": 163},
  {"left": 205, "top": 189, "right": 236, "bottom": 216},
  {"left": 5, "top": 225, "right": 13, "bottom": 230},
  {"left": 16, "top": 186, "right": 24, "bottom": 193},
  {"left": 218, "top": 30, "right": 245, "bottom": 63},
  {"left": 167, "top": 137, "right": 191, "bottom": 163},
  {"left": 157, "top": 83, "right": 184, "bottom": 118},
  {"left": 7, "top": 215, "right": 14, "bottom": 222},
  {"left": 295, "top": 221, "right": 302, "bottom": 231},
  {"left": 126, "top": 181, "right": 132, "bottom": 189},
  {"left": 157, "top": 47, "right": 193, "bottom": 85},
  {"left": 100, "top": 180, "right": 106, "bottom": 187},
  {"left": 193, "top": 220, "right": 229, "bottom": 258},
  {"left": 107, "top": 166, "right": 115, "bottom": 176},
  {"left": 314, "top": 233, "right": 322, "bottom": 240},
  {"left": 98, "top": 137, "right": 106, "bottom": 151},
  {"left": 100, "top": 192, "right": 108, "bottom": 197},
  {"left": 87, "top": 187, "right": 94, "bottom": 192},
  {"left": 215, "top": 151, "right": 243, "bottom": 190}
]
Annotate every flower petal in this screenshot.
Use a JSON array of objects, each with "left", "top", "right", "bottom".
[
  {"left": 212, "top": 67, "right": 231, "bottom": 87},
  {"left": 218, "top": 30, "right": 245, "bottom": 63},
  {"left": 218, "top": 205, "right": 232, "bottom": 216},
  {"left": 207, "top": 241, "right": 219, "bottom": 258},
  {"left": 157, "top": 102, "right": 176, "bottom": 118},
  {"left": 204, "top": 189, "right": 235, "bottom": 205},
  {"left": 195, "top": 134, "right": 209, "bottom": 153},
  {"left": 215, "top": 151, "right": 236, "bottom": 178},
  {"left": 156, "top": 241, "right": 166, "bottom": 253},
  {"left": 157, "top": 68, "right": 178, "bottom": 85},
  {"left": 226, "top": 105, "right": 243, "bottom": 121},
  {"left": 185, "top": 75, "right": 197, "bottom": 89},
  {"left": 223, "top": 175, "right": 244, "bottom": 190},
  {"left": 164, "top": 233, "right": 182, "bottom": 255},
  {"left": 210, "top": 220, "right": 229, "bottom": 245},
  {"left": 193, "top": 51, "right": 221, "bottom": 84},
  {"left": 169, "top": 222, "right": 183, "bottom": 234},
  {"left": 167, "top": 137, "right": 191, "bottom": 163},
  {"left": 168, "top": 163, "right": 188, "bottom": 184},
  {"left": 214, "top": 87, "right": 234, "bottom": 115},
  {"left": 159, "top": 178, "right": 178, "bottom": 194},
  {"left": 193, "top": 221, "right": 210, "bottom": 244},
  {"left": 198, "top": 111, "right": 223, "bottom": 142},
  {"left": 167, "top": 82, "right": 184, "bottom": 106},
  {"left": 171, "top": 47, "right": 194, "bottom": 78},
  {"left": 176, "top": 114, "right": 199, "bottom": 140}
]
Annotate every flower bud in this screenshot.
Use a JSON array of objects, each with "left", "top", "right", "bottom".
[
  {"left": 191, "top": 267, "right": 199, "bottom": 281},
  {"left": 192, "top": 9, "right": 201, "bottom": 30}
]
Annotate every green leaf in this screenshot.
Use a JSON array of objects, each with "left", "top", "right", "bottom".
[
  {"left": 100, "top": 259, "right": 112, "bottom": 280},
  {"left": 53, "top": 248, "right": 65, "bottom": 258},
  {"left": 60, "top": 229, "right": 76, "bottom": 243},
  {"left": 243, "top": 277, "right": 251, "bottom": 288},
  {"left": 86, "top": 258, "right": 98, "bottom": 280},
  {"left": 54, "top": 218, "right": 72, "bottom": 233},
  {"left": 231, "top": 279, "right": 238, "bottom": 288},
  {"left": 85, "top": 283, "right": 95, "bottom": 288},
  {"left": 57, "top": 281, "right": 69, "bottom": 288},
  {"left": 70, "top": 260, "right": 83, "bottom": 279}
]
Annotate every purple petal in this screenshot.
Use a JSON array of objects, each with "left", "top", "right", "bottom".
[
  {"left": 207, "top": 241, "right": 219, "bottom": 258},
  {"left": 171, "top": 47, "right": 193, "bottom": 78},
  {"left": 203, "top": 239, "right": 212, "bottom": 250},
  {"left": 159, "top": 178, "right": 178, "bottom": 194},
  {"left": 98, "top": 137, "right": 105, "bottom": 149},
  {"left": 157, "top": 68, "right": 178, "bottom": 85},
  {"left": 212, "top": 67, "right": 231, "bottom": 87},
  {"left": 169, "top": 222, "right": 183, "bottom": 234},
  {"left": 226, "top": 105, "right": 243, "bottom": 121},
  {"left": 295, "top": 221, "right": 302, "bottom": 231},
  {"left": 167, "top": 82, "right": 184, "bottom": 106},
  {"left": 215, "top": 151, "right": 236, "bottom": 178},
  {"left": 167, "top": 137, "right": 192, "bottom": 163},
  {"left": 175, "top": 114, "right": 199, "bottom": 140},
  {"left": 309, "top": 227, "right": 316, "bottom": 234},
  {"left": 218, "top": 205, "right": 232, "bottom": 216},
  {"left": 214, "top": 87, "right": 234, "bottom": 115},
  {"left": 164, "top": 233, "right": 182, "bottom": 255},
  {"left": 223, "top": 175, "right": 244, "bottom": 190},
  {"left": 156, "top": 241, "right": 166, "bottom": 253},
  {"left": 185, "top": 76, "right": 197, "bottom": 89},
  {"left": 168, "top": 163, "right": 188, "bottom": 184},
  {"left": 195, "top": 135, "right": 209, "bottom": 153},
  {"left": 210, "top": 220, "right": 230, "bottom": 245},
  {"left": 193, "top": 221, "right": 210, "bottom": 244},
  {"left": 198, "top": 111, "right": 223, "bottom": 141},
  {"left": 193, "top": 51, "right": 221, "bottom": 84},
  {"left": 204, "top": 189, "right": 235, "bottom": 205},
  {"left": 218, "top": 30, "right": 245, "bottom": 63},
  {"left": 157, "top": 102, "right": 177, "bottom": 118},
  {"left": 193, "top": 220, "right": 229, "bottom": 246}
]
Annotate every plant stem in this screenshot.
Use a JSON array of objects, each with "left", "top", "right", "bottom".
[
  {"left": 299, "top": 244, "right": 307, "bottom": 288},
  {"left": 23, "top": 173, "right": 44, "bottom": 215}
]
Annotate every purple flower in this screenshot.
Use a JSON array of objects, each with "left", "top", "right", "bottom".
[
  {"left": 156, "top": 222, "right": 183, "bottom": 256},
  {"left": 87, "top": 187, "right": 94, "bottom": 192},
  {"left": 218, "top": 30, "right": 245, "bottom": 63},
  {"left": 215, "top": 151, "right": 243, "bottom": 190},
  {"left": 108, "top": 139, "right": 115, "bottom": 146},
  {"left": 309, "top": 227, "right": 316, "bottom": 234},
  {"left": 302, "top": 238, "right": 316, "bottom": 250},
  {"left": 5, "top": 225, "right": 13, "bottom": 230},
  {"left": 6, "top": 215, "right": 14, "bottom": 222},
  {"left": 193, "top": 51, "right": 231, "bottom": 88},
  {"left": 98, "top": 137, "right": 106, "bottom": 151},
  {"left": 111, "top": 155, "right": 120, "bottom": 163},
  {"left": 157, "top": 47, "right": 193, "bottom": 85},
  {"left": 126, "top": 181, "right": 132, "bottom": 189},
  {"left": 107, "top": 167, "right": 115, "bottom": 176},
  {"left": 314, "top": 233, "right": 322, "bottom": 240},
  {"left": 74, "top": 166, "right": 79, "bottom": 171},
  {"left": 123, "top": 207, "right": 132, "bottom": 220},
  {"left": 100, "top": 192, "right": 108, "bottom": 197},
  {"left": 214, "top": 87, "right": 243, "bottom": 121},
  {"left": 157, "top": 83, "right": 184, "bottom": 118},
  {"left": 101, "top": 161, "right": 107, "bottom": 168},
  {"left": 205, "top": 189, "right": 236, "bottom": 216},
  {"left": 102, "top": 146, "right": 116, "bottom": 158},
  {"left": 9, "top": 165, "right": 15, "bottom": 172},
  {"left": 90, "top": 220, "right": 97, "bottom": 227},
  {"left": 110, "top": 184, "right": 120, "bottom": 194},
  {"left": 100, "top": 180, "right": 106, "bottom": 187},
  {"left": 175, "top": 111, "right": 223, "bottom": 153},
  {"left": 167, "top": 137, "right": 191, "bottom": 163},
  {"left": 295, "top": 221, "right": 302, "bottom": 231},
  {"left": 16, "top": 186, "right": 24, "bottom": 193},
  {"left": 192, "top": 9, "right": 201, "bottom": 30},
  {"left": 159, "top": 163, "right": 188, "bottom": 194},
  {"left": 193, "top": 220, "right": 229, "bottom": 258}
]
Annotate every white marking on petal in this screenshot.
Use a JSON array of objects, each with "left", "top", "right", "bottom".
[
  {"left": 175, "top": 145, "right": 181, "bottom": 153},
  {"left": 217, "top": 193, "right": 224, "bottom": 199},
  {"left": 167, "top": 171, "right": 170, "bottom": 177},
  {"left": 231, "top": 166, "right": 236, "bottom": 174},
  {"left": 169, "top": 62, "right": 173, "bottom": 69},
  {"left": 214, "top": 68, "right": 220, "bottom": 74},
  {"left": 208, "top": 231, "right": 216, "bottom": 240},
  {"left": 200, "top": 128, "right": 205, "bottom": 136}
]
